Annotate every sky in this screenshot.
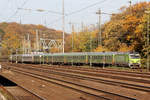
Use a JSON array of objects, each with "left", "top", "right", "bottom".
[{"left": 0, "top": 0, "right": 150, "bottom": 33}]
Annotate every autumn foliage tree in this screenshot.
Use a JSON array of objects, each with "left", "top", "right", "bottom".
[
  {"left": 0, "top": 22, "right": 63, "bottom": 56},
  {"left": 99, "top": 2, "right": 150, "bottom": 66},
  {"left": 101, "top": 2, "right": 150, "bottom": 53}
]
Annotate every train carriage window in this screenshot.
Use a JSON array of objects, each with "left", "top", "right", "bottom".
[
  {"left": 75, "top": 56, "right": 77, "bottom": 59},
  {"left": 92, "top": 56, "right": 94, "bottom": 59},
  {"left": 82, "top": 56, "right": 85, "bottom": 59},
  {"left": 100, "top": 56, "right": 102, "bottom": 59},
  {"left": 106, "top": 56, "right": 108, "bottom": 60},
  {"left": 96, "top": 56, "right": 98, "bottom": 59}
]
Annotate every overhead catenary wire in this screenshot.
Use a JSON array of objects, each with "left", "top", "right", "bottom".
[
  {"left": 46, "top": 11, "right": 114, "bottom": 27},
  {"left": 12, "top": 0, "right": 110, "bottom": 27},
  {"left": 66, "top": 0, "right": 109, "bottom": 16},
  {"left": 4, "top": 0, "right": 29, "bottom": 22},
  {"left": 1, "top": 0, "right": 114, "bottom": 32},
  {"left": 50, "top": 2, "right": 114, "bottom": 26},
  {"left": 17, "top": 8, "right": 63, "bottom": 15},
  {"left": 45, "top": 0, "right": 110, "bottom": 26}
]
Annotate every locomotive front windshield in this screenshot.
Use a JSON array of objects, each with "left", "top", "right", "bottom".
[{"left": 130, "top": 54, "right": 140, "bottom": 59}]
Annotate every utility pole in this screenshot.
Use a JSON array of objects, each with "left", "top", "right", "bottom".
[
  {"left": 129, "top": 0, "right": 132, "bottom": 14},
  {"left": 129, "top": 0, "right": 132, "bottom": 7},
  {"left": 145, "top": 10, "right": 150, "bottom": 71},
  {"left": 36, "top": 30, "right": 39, "bottom": 52},
  {"left": 96, "top": 9, "right": 102, "bottom": 46},
  {"left": 148, "top": 13, "right": 150, "bottom": 71},
  {"left": 22, "top": 36, "right": 25, "bottom": 54},
  {"left": 20, "top": 16, "right": 22, "bottom": 24},
  {"left": 81, "top": 22, "right": 84, "bottom": 32},
  {"left": 44, "top": 18, "right": 47, "bottom": 27},
  {"left": 69, "top": 22, "right": 75, "bottom": 66},
  {"left": 89, "top": 25, "right": 94, "bottom": 67},
  {"left": 27, "top": 34, "right": 30, "bottom": 54},
  {"left": 62, "top": 0, "right": 65, "bottom": 53},
  {"left": 69, "top": 22, "right": 75, "bottom": 52}
]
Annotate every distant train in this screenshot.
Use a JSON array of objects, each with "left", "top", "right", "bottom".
[{"left": 10, "top": 52, "right": 141, "bottom": 68}]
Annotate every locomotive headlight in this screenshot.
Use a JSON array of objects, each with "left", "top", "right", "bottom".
[
  {"left": 137, "top": 60, "right": 141, "bottom": 64},
  {"left": 130, "top": 60, "right": 134, "bottom": 63}
]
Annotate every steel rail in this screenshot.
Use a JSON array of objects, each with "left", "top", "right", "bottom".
[{"left": 6, "top": 66, "right": 136, "bottom": 100}]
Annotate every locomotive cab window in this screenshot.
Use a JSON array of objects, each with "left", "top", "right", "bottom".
[{"left": 129, "top": 54, "right": 140, "bottom": 59}]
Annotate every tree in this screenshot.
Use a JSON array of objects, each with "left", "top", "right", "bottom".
[
  {"left": 0, "top": 22, "right": 64, "bottom": 55},
  {"left": 101, "top": 2, "right": 150, "bottom": 53}
]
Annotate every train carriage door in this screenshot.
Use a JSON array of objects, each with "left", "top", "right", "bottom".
[
  {"left": 16, "top": 55, "right": 18, "bottom": 63},
  {"left": 86, "top": 54, "right": 88, "bottom": 64},
  {"left": 40, "top": 55, "right": 42, "bottom": 64},
  {"left": 32, "top": 55, "right": 34, "bottom": 63},
  {"left": 112, "top": 54, "right": 115, "bottom": 65}
]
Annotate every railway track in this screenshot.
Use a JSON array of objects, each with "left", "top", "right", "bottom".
[
  {"left": 43, "top": 64, "right": 150, "bottom": 78},
  {"left": 8, "top": 63, "right": 150, "bottom": 79},
  {"left": 11, "top": 69, "right": 137, "bottom": 100},
  {"left": 10, "top": 65, "right": 150, "bottom": 93},
  {"left": 0, "top": 84, "right": 45, "bottom": 100},
  {"left": 2, "top": 63, "right": 150, "bottom": 99},
  {"left": 1, "top": 64, "right": 140, "bottom": 100},
  {"left": 6, "top": 64, "right": 150, "bottom": 91},
  {"left": 7, "top": 63, "right": 150, "bottom": 85},
  {"left": 5, "top": 85, "right": 45, "bottom": 100},
  {"left": 63, "top": 66, "right": 150, "bottom": 78},
  {"left": 27, "top": 68, "right": 150, "bottom": 91}
]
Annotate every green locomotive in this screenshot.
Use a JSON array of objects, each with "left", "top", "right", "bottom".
[{"left": 10, "top": 52, "right": 141, "bottom": 68}]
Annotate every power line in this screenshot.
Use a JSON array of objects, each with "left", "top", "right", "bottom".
[
  {"left": 7, "top": 0, "right": 110, "bottom": 27},
  {"left": 18, "top": 8, "right": 63, "bottom": 15},
  {"left": 4, "top": 0, "right": 29, "bottom": 22},
  {"left": 46, "top": 12, "right": 114, "bottom": 27},
  {"left": 46, "top": 0, "right": 110, "bottom": 26},
  {"left": 67, "top": 0, "right": 108, "bottom": 16},
  {"left": 47, "top": 17, "right": 62, "bottom": 26}
]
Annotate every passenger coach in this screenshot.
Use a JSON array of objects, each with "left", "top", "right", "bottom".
[{"left": 10, "top": 52, "right": 141, "bottom": 68}]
